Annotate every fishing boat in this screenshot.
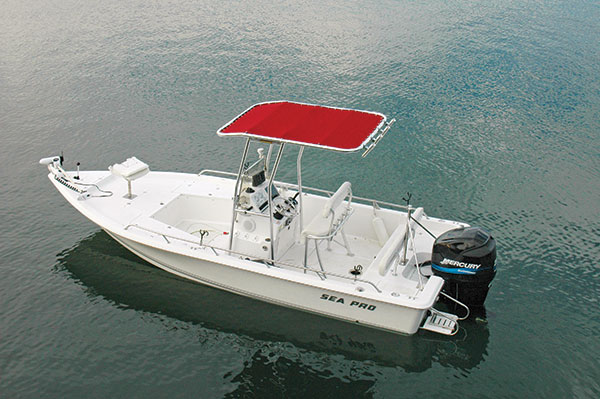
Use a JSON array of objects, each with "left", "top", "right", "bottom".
[{"left": 40, "top": 101, "right": 496, "bottom": 336}]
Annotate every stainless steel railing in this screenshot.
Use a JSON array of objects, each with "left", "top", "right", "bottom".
[
  {"left": 123, "top": 223, "right": 382, "bottom": 293},
  {"left": 197, "top": 169, "right": 411, "bottom": 212}
]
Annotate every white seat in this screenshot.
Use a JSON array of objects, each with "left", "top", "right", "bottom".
[
  {"left": 109, "top": 156, "right": 149, "bottom": 199},
  {"left": 374, "top": 207, "right": 424, "bottom": 276},
  {"left": 302, "top": 182, "right": 354, "bottom": 274}
]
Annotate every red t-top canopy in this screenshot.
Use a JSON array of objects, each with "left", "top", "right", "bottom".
[{"left": 217, "top": 101, "right": 386, "bottom": 152}]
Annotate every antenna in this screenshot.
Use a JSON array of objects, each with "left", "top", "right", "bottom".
[{"left": 402, "top": 192, "right": 412, "bottom": 207}]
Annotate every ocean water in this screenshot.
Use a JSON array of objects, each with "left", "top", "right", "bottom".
[{"left": 1, "top": 0, "right": 599, "bottom": 397}]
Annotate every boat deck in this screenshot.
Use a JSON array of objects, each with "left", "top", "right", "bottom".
[{"left": 51, "top": 168, "right": 464, "bottom": 297}]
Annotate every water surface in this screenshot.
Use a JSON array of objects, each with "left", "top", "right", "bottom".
[{"left": 1, "top": 0, "right": 599, "bottom": 397}]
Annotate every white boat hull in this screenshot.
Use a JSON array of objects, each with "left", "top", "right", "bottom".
[
  {"left": 107, "top": 230, "right": 433, "bottom": 335},
  {"left": 44, "top": 164, "right": 463, "bottom": 336}
]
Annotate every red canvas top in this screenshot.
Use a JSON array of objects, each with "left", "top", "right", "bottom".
[{"left": 217, "top": 101, "right": 386, "bottom": 152}]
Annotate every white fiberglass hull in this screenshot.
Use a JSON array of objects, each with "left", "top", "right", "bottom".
[
  {"left": 107, "top": 231, "right": 434, "bottom": 334},
  {"left": 45, "top": 167, "right": 460, "bottom": 335}
]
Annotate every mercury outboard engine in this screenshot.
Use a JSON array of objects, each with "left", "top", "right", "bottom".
[{"left": 431, "top": 227, "right": 496, "bottom": 307}]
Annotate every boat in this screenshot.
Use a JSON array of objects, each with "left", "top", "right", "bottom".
[{"left": 40, "top": 101, "right": 497, "bottom": 336}]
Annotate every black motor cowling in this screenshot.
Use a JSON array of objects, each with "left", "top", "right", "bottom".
[{"left": 432, "top": 227, "right": 496, "bottom": 307}]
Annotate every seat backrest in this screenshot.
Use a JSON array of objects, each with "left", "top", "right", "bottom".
[
  {"left": 322, "top": 182, "right": 352, "bottom": 218},
  {"left": 375, "top": 207, "right": 424, "bottom": 276}
]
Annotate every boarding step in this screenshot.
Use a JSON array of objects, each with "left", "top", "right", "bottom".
[{"left": 421, "top": 310, "right": 459, "bottom": 335}]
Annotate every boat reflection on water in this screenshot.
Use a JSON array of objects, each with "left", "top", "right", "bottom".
[{"left": 56, "top": 231, "right": 490, "bottom": 374}]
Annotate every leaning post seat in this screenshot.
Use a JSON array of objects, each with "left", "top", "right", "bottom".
[
  {"left": 301, "top": 181, "right": 354, "bottom": 273},
  {"left": 109, "top": 157, "right": 150, "bottom": 199}
]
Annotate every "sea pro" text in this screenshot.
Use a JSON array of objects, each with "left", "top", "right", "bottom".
[{"left": 320, "top": 293, "right": 376, "bottom": 311}]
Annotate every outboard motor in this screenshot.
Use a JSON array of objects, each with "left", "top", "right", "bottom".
[{"left": 432, "top": 227, "right": 496, "bottom": 307}]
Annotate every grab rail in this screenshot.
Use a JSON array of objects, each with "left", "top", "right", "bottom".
[
  {"left": 198, "top": 169, "right": 410, "bottom": 212},
  {"left": 123, "top": 223, "right": 382, "bottom": 293},
  {"left": 198, "top": 169, "right": 237, "bottom": 178}
]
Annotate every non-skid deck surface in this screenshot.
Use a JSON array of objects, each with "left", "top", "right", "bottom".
[{"left": 277, "top": 235, "right": 381, "bottom": 277}]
